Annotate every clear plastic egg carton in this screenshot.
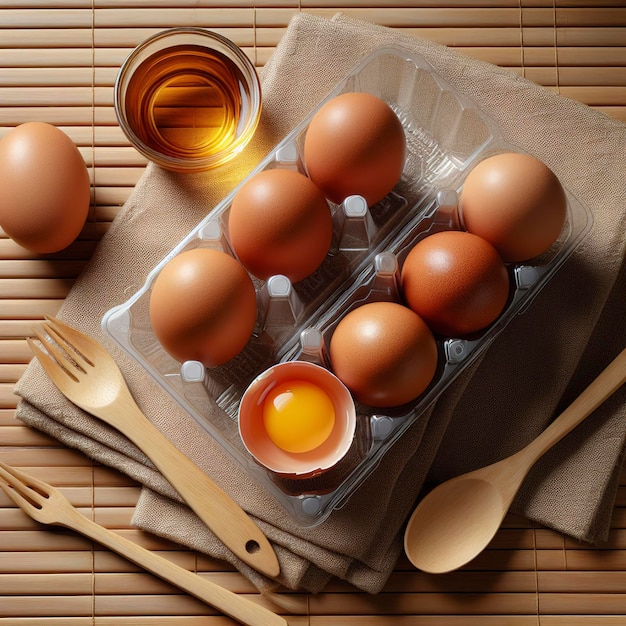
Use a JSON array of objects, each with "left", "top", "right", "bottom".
[{"left": 102, "top": 46, "right": 593, "bottom": 526}]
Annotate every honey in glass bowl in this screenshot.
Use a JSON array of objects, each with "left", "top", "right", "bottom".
[{"left": 115, "top": 28, "right": 261, "bottom": 172}]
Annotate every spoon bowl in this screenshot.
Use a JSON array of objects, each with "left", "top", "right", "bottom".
[
  {"left": 406, "top": 477, "right": 505, "bottom": 574},
  {"left": 404, "top": 346, "right": 626, "bottom": 574}
]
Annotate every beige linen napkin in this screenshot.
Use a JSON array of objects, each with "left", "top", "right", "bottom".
[{"left": 15, "top": 13, "right": 626, "bottom": 595}]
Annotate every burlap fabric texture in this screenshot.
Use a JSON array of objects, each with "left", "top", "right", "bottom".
[{"left": 15, "top": 13, "right": 626, "bottom": 594}]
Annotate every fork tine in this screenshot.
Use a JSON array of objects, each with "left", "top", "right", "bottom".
[
  {"left": 0, "top": 461, "right": 50, "bottom": 511},
  {"left": 44, "top": 315, "right": 97, "bottom": 365},
  {"left": 27, "top": 335, "right": 80, "bottom": 384},
  {"left": 34, "top": 327, "right": 87, "bottom": 377},
  {"left": 0, "top": 474, "right": 24, "bottom": 509},
  {"left": 42, "top": 320, "right": 93, "bottom": 370}
]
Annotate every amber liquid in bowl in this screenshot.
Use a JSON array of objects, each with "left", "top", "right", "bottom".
[{"left": 124, "top": 44, "right": 252, "bottom": 161}]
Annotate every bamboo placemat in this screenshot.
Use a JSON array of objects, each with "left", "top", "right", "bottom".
[{"left": 1, "top": 2, "right": 625, "bottom": 624}]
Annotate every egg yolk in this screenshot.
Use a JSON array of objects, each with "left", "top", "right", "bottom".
[{"left": 262, "top": 380, "right": 336, "bottom": 454}]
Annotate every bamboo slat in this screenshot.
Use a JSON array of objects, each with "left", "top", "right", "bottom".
[{"left": 1, "top": 2, "right": 625, "bottom": 624}]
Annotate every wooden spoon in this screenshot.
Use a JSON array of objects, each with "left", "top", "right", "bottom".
[{"left": 404, "top": 346, "right": 626, "bottom": 574}]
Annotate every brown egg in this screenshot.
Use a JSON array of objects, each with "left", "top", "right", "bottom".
[
  {"left": 303, "top": 92, "right": 406, "bottom": 206},
  {"left": 149, "top": 248, "right": 257, "bottom": 367},
  {"left": 228, "top": 168, "right": 333, "bottom": 282},
  {"left": 460, "top": 152, "right": 567, "bottom": 262},
  {"left": 0, "top": 122, "right": 90, "bottom": 253},
  {"left": 328, "top": 301, "right": 438, "bottom": 408},
  {"left": 401, "top": 231, "right": 510, "bottom": 337}
]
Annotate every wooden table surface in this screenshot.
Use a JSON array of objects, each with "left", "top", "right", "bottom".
[{"left": 1, "top": 2, "right": 625, "bottom": 624}]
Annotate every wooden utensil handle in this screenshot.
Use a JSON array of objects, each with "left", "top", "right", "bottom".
[
  {"left": 66, "top": 510, "right": 287, "bottom": 626},
  {"left": 523, "top": 346, "right": 626, "bottom": 463},
  {"left": 115, "top": 400, "right": 280, "bottom": 578}
]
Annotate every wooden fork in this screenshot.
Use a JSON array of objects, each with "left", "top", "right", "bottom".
[
  {"left": 27, "top": 315, "right": 280, "bottom": 579},
  {"left": 0, "top": 461, "right": 287, "bottom": 626}
]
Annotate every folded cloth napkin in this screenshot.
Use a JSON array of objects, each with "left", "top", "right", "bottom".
[{"left": 15, "top": 13, "right": 626, "bottom": 594}]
